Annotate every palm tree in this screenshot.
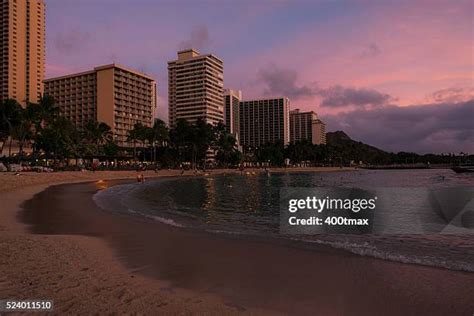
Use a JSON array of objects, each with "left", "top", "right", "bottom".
[
  {"left": 35, "top": 117, "right": 77, "bottom": 164},
  {"left": 11, "top": 106, "right": 35, "bottom": 158},
  {"left": 193, "top": 118, "right": 216, "bottom": 169},
  {"left": 0, "top": 99, "right": 23, "bottom": 157},
  {"left": 127, "top": 127, "right": 139, "bottom": 159},
  {"left": 128, "top": 122, "right": 147, "bottom": 160},
  {"left": 215, "top": 132, "right": 238, "bottom": 167},
  {"left": 169, "top": 119, "right": 217, "bottom": 169},
  {"left": 33, "top": 95, "right": 59, "bottom": 129},
  {"left": 146, "top": 119, "right": 169, "bottom": 162},
  {"left": 67, "top": 126, "right": 86, "bottom": 166},
  {"left": 169, "top": 119, "right": 192, "bottom": 166},
  {"left": 24, "top": 95, "right": 60, "bottom": 157},
  {"left": 84, "top": 121, "right": 113, "bottom": 156}
]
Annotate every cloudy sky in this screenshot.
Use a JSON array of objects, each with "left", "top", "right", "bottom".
[{"left": 45, "top": 0, "right": 473, "bottom": 154}]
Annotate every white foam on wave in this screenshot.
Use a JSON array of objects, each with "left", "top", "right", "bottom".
[
  {"left": 297, "top": 238, "right": 474, "bottom": 273},
  {"left": 139, "top": 212, "right": 184, "bottom": 228},
  {"left": 206, "top": 229, "right": 248, "bottom": 236},
  {"left": 93, "top": 183, "right": 184, "bottom": 228}
]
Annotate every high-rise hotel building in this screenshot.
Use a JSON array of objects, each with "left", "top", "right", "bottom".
[
  {"left": 0, "top": 0, "right": 45, "bottom": 106},
  {"left": 44, "top": 64, "right": 156, "bottom": 147},
  {"left": 312, "top": 118, "right": 326, "bottom": 145},
  {"left": 224, "top": 89, "right": 241, "bottom": 137},
  {"left": 239, "top": 97, "right": 290, "bottom": 150},
  {"left": 168, "top": 49, "right": 224, "bottom": 128},
  {"left": 289, "top": 109, "right": 326, "bottom": 145}
]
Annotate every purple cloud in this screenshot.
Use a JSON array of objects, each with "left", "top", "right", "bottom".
[
  {"left": 358, "top": 43, "right": 381, "bottom": 58},
  {"left": 324, "top": 99, "right": 474, "bottom": 154},
  {"left": 257, "top": 65, "right": 393, "bottom": 108},
  {"left": 428, "top": 87, "right": 474, "bottom": 103},
  {"left": 178, "top": 25, "right": 212, "bottom": 51},
  {"left": 54, "top": 27, "right": 92, "bottom": 54},
  {"left": 258, "top": 65, "right": 315, "bottom": 99},
  {"left": 318, "top": 85, "right": 393, "bottom": 108}
]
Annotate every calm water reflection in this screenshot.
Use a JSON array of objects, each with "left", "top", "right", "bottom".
[{"left": 94, "top": 169, "right": 474, "bottom": 272}]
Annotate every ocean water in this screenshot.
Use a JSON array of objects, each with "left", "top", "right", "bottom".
[{"left": 93, "top": 169, "right": 474, "bottom": 272}]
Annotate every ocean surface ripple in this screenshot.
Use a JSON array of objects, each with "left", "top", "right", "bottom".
[{"left": 93, "top": 169, "right": 474, "bottom": 272}]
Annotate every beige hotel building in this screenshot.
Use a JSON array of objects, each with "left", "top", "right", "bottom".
[
  {"left": 44, "top": 64, "right": 156, "bottom": 147},
  {"left": 0, "top": 0, "right": 45, "bottom": 106},
  {"left": 239, "top": 97, "right": 290, "bottom": 150},
  {"left": 289, "top": 109, "right": 326, "bottom": 145},
  {"left": 168, "top": 49, "right": 224, "bottom": 128}
]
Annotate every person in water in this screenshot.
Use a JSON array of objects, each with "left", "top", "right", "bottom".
[
  {"left": 264, "top": 166, "right": 271, "bottom": 177},
  {"left": 136, "top": 173, "right": 145, "bottom": 183}
]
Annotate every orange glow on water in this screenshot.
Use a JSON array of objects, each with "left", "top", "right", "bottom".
[{"left": 95, "top": 180, "right": 108, "bottom": 190}]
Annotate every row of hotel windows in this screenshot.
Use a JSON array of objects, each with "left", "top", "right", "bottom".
[
  {"left": 241, "top": 121, "right": 286, "bottom": 128},
  {"left": 175, "top": 82, "right": 223, "bottom": 93},
  {"left": 240, "top": 109, "right": 287, "bottom": 114},
  {"left": 115, "top": 72, "right": 152, "bottom": 83},
  {"left": 176, "top": 73, "right": 223, "bottom": 84},
  {"left": 114, "top": 81, "right": 153, "bottom": 90},
  {"left": 175, "top": 89, "right": 221, "bottom": 98},
  {"left": 46, "top": 82, "right": 95, "bottom": 88},
  {"left": 175, "top": 89, "right": 214, "bottom": 96},
  {"left": 114, "top": 80, "right": 153, "bottom": 90},
  {"left": 114, "top": 106, "right": 152, "bottom": 115},
  {"left": 56, "top": 105, "right": 153, "bottom": 120},
  {"left": 115, "top": 107, "right": 152, "bottom": 115},
  {"left": 113, "top": 86, "right": 153, "bottom": 97},
  {"left": 175, "top": 79, "right": 223, "bottom": 87},
  {"left": 114, "top": 91, "right": 153, "bottom": 101},
  {"left": 175, "top": 97, "right": 224, "bottom": 106},
  {"left": 241, "top": 129, "right": 286, "bottom": 134},
  {"left": 175, "top": 68, "right": 222, "bottom": 79},
  {"left": 49, "top": 95, "right": 154, "bottom": 109},
  {"left": 241, "top": 100, "right": 285, "bottom": 105},
  {"left": 116, "top": 96, "right": 154, "bottom": 105},
  {"left": 47, "top": 90, "right": 95, "bottom": 95}
]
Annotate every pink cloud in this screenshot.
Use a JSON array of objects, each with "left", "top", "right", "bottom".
[
  {"left": 45, "top": 63, "right": 83, "bottom": 78},
  {"left": 224, "top": 0, "right": 473, "bottom": 115}
]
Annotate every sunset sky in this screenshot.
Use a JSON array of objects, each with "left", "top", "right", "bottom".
[{"left": 45, "top": 0, "right": 473, "bottom": 153}]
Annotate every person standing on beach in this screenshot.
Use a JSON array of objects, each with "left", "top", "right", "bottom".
[
  {"left": 239, "top": 163, "right": 245, "bottom": 175},
  {"left": 91, "top": 161, "right": 98, "bottom": 173}
]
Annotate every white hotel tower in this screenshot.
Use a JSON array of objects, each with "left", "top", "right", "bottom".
[{"left": 168, "top": 49, "right": 224, "bottom": 128}]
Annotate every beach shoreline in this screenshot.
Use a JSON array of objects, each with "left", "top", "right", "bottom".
[
  {"left": 2, "top": 168, "right": 474, "bottom": 315},
  {"left": 0, "top": 171, "right": 261, "bottom": 314},
  {"left": 0, "top": 167, "right": 349, "bottom": 315}
]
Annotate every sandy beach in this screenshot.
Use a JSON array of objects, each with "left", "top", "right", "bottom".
[
  {"left": 1, "top": 168, "right": 474, "bottom": 315},
  {"left": 0, "top": 170, "right": 259, "bottom": 314}
]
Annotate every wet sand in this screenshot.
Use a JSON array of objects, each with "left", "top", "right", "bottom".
[
  {"left": 16, "top": 178, "right": 474, "bottom": 315},
  {"left": 1, "top": 171, "right": 259, "bottom": 314}
]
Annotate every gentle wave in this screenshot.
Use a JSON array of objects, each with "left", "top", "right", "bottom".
[
  {"left": 93, "top": 183, "right": 185, "bottom": 228},
  {"left": 129, "top": 209, "right": 184, "bottom": 228},
  {"left": 296, "top": 237, "right": 474, "bottom": 272}
]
